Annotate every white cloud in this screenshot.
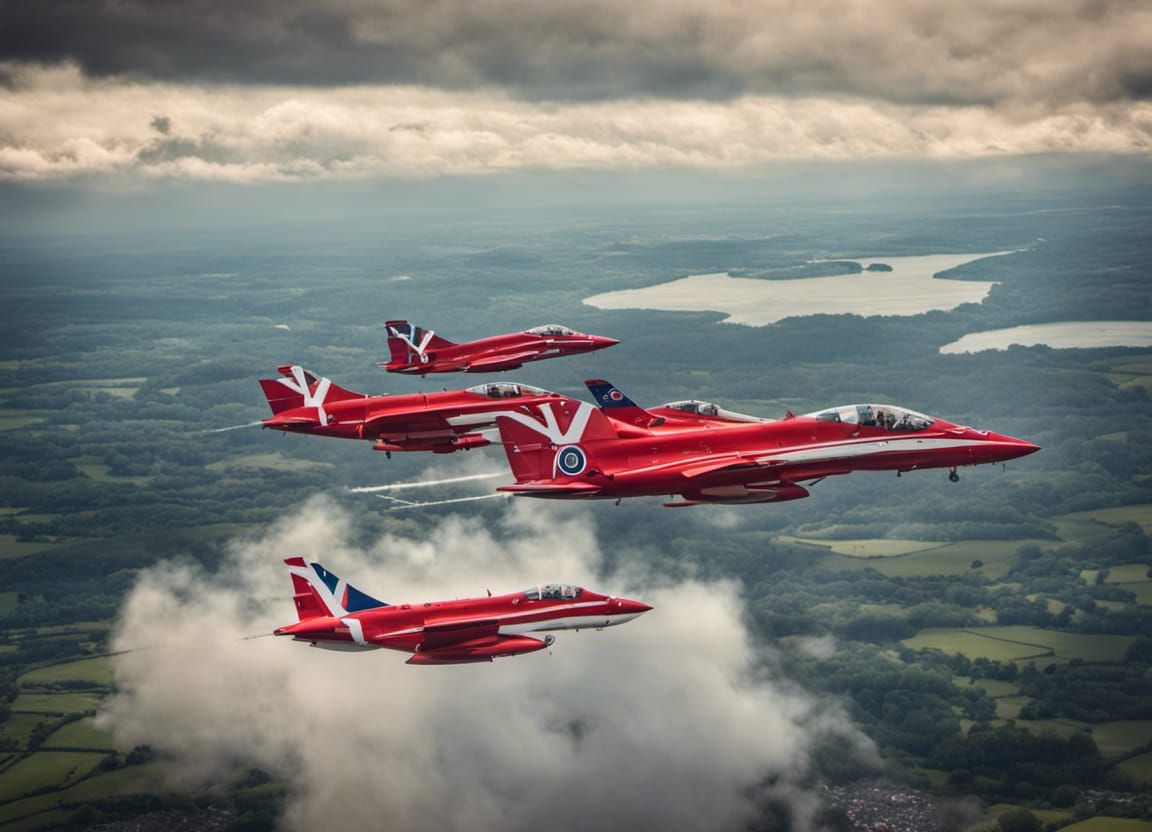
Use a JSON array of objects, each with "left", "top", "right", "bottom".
[
  {"left": 1, "top": 62, "right": 1148, "bottom": 182},
  {"left": 100, "top": 496, "right": 874, "bottom": 832}
]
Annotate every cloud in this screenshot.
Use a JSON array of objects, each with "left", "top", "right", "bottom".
[
  {"left": 100, "top": 496, "right": 874, "bottom": 832},
  {"left": 1, "top": 63, "right": 1149, "bottom": 182},
  {"left": 1, "top": 0, "right": 1150, "bottom": 107}
]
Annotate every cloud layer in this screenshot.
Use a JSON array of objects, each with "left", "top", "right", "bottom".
[
  {"left": 3, "top": 0, "right": 1150, "bottom": 106},
  {"left": 100, "top": 497, "right": 872, "bottom": 832},
  {"left": 2, "top": 62, "right": 1149, "bottom": 182}
]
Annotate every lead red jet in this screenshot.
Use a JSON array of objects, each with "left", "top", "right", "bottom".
[
  {"left": 489, "top": 389, "right": 1040, "bottom": 506},
  {"left": 381, "top": 320, "right": 619, "bottom": 374},
  {"left": 273, "top": 557, "right": 651, "bottom": 664},
  {"left": 259, "top": 364, "right": 560, "bottom": 454}
]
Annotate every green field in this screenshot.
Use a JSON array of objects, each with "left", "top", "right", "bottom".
[
  {"left": 41, "top": 719, "right": 113, "bottom": 751},
  {"left": 0, "top": 536, "right": 57, "bottom": 561},
  {"left": 1088, "top": 721, "right": 1152, "bottom": 758},
  {"left": 0, "top": 752, "right": 104, "bottom": 798},
  {"left": 11, "top": 693, "right": 103, "bottom": 715},
  {"left": 0, "top": 592, "right": 17, "bottom": 615},
  {"left": 1060, "top": 819, "right": 1152, "bottom": 832},
  {"left": 1128, "top": 582, "right": 1152, "bottom": 604},
  {"left": 830, "top": 539, "right": 1048, "bottom": 579},
  {"left": 18, "top": 657, "right": 112, "bottom": 687},
  {"left": 778, "top": 536, "right": 944, "bottom": 557},
  {"left": 994, "top": 696, "right": 1030, "bottom": 720},
  {"left": 1059, "top": 504, "right": 1152, "bottom": 534},
  {"left": 903, "top": 629, "right": 1050, "bottom": 661},
  {"left": 1014, "top": 718, "right": 1090, "bottom": 740},
  {"left": 903, "top": 626, "right": 1137, "bottom": 663},
  {"left": 0, "top": 715, "right": 50, "bottom": 749},
  {"left": 1119, "top": 751, "right": 1152, "bottom": 784},
  {"left": 972, "top": 806, "right": 1075, "bottom": 832}
]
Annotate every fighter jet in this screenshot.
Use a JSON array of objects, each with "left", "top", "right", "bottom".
[
  {"left": 381, "top": 320, "right": 618, "bottom": 375},
  {"left": 274, "top": 558, "right": 651, "bottom": 664},
  {"left": 259, "top": 364, "right": 560, "bottom": 454},
  {"left": 584, "top": 379, "right": 769, "bottom": 432},
  {"left": 490, "top": 391, "right": 1040, "bottom": 506}
]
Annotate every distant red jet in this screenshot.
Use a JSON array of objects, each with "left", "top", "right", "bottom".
[
  {"left": 381, "top": 320, "right": 618, "bottom": 374},
  {"left": 259, "top": 364, "right": 560, "bottom": 454},
  {"left": 273, "top": 557, "right": 651, "bottom": 664},
  {"left": 490, "top": 388, "right": 1040, "bottom": 506}
]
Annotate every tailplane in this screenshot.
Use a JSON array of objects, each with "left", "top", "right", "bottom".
[
  {"left": 283, "top": 557, "right": 388, "bottom": 621},
  {"left": 495, "top": 398, "right": 617, "bottom": 485},
  {"left": 259, "top": 365, "right": 365, "bottom": 417},
  {"left": 384, "top": 320, "right": 457, "bottom": 368},
  {"left": 585, "top": 379, "right": 662, "bottom": 429}
]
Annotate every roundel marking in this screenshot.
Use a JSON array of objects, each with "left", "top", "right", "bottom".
[
  {"left": 556, "top": 445, "right": 588, "bottom": 476},
  {"left": 608, "top": 389, "right": 624, "bottom": 401}
]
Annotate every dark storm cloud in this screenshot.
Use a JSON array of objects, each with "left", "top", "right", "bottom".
[{"left": 2, "top": 0, "right": 1150, "bottom": 105}]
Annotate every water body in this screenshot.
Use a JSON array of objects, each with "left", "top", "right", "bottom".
[
  {"left": 584, "top": 252, "right": 1012, "bottom": 326},
  {"left": 941, "top": 321, "right": 1152, "bottom": 354}
]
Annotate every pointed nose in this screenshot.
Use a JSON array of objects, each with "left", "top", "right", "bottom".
[
  {"left": 616, "top": 597, "right": 652, "bottom": 615},
  {"left": 983, "top": 433, "right": 1041, "bottom": 462},
  {"left": 593, "top": 336, "right": 620, "bottom": 349}
]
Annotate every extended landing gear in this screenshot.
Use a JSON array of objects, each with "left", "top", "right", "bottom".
[{"left": 948, "top": 467, "right": 959, "bottom": 483}]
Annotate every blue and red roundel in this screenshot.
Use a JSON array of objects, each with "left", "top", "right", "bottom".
[{"left": 555, "top": 445, "right": 588, "bottom": 476}]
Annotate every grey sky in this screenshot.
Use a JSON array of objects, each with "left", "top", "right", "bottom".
[{"left": 0, "top": 1, "right": 1148, "bottom": 180}]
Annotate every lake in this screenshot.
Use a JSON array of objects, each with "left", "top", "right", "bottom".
[
  {"left": 583, "top": 252, "right": 1012, "bottom": 326},
  {"left": 941, "top": 321, "right": 1152, "bottom": 354}
]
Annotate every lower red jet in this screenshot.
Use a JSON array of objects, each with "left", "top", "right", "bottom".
[
  {"left": 259, "top": 364, "right": 560, "bottom": 454},
  {"left": 273, "top": 558, "right": 651, "bottom": 664},
  {"left": 382, "top": 320, "right": 618, "bottom": 374},
  {"left": 491, "top": 391, "right": 1040, "bottom": 506}
]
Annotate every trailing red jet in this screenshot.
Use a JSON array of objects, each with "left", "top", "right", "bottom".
[
  {"left": 259, "top": 364, "right": 561, "bottom": 454},
  {"left": 381, "top": 320, "right": 618, "bottom": 375},
  {"left": 273, "top": 557, "right": 651, "bottom": 665},
  {"left": 491, "top": 389, "right": 1040, "bottom": 506},
  {"left": 584, "top": 379, "right": 769, "bottom": 432}
]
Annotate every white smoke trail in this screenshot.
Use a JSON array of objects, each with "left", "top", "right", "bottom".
[
  {"left": 349, "top": 472, "right": 505, "bottom": 492},
  {"left": 376, "top": 493, "right": 510, "bottom": 511}
]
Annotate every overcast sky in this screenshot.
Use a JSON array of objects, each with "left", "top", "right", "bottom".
[{"left": 1, "top": 0, "right": 1149, "bottom": 182}]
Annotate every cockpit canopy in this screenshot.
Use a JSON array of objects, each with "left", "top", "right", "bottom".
[
  {"left": 525, "top": 324, "right": 579, "bottom": 336},
  {"left": 659, "top": 400, "right": 764, "bottom": 423},
  {"left": 524, "top": 584, "right": 583, "bottom": 601},
  {"left": 466, "top": 382, "right": 550, "bottom": 399},
  {"left": 806, "top": 403, "right": 935, "bottom": 432}
]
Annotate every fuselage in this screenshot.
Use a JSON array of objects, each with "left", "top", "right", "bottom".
[
  {"left": 388, "top": 331, "right": 618, "bottom": 374},
  {"left": 503, "top": 401, "right": 1040, "bottom": 502},
  {"left": 264, "top": 384, "right": 562, "bottom": 452},
  {"left": 275, "top": 586, "right": 651, "bottom": 653}
]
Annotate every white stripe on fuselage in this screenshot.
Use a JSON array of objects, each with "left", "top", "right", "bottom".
[{"left": 368, "top": 599, "right": 610, "bottom": 639}]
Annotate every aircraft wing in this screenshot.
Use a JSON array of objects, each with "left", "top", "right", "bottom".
[
  {"left": 359, "top": 407, "right": 468, "bottom": 438},
  {"left": 465, "top": 351, "right": 539, "bottom": 372},
  {"left": 417, "top": 617, "right": 502, "bottom": 650},
  {"left": 497, "top": 482, "right": 604, "bottom": 496}
]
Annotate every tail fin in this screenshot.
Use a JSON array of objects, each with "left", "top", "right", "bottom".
[
  {"left": 384, "top": 320, "right": 457, "bottom": 367},
  {"left": 259, "top": 365, "right": 365, "bottom": 417},
  {"left": 585, "top": 379, "right": 662, "bottom": 428},
  {"left": 494, "top": 398, "right": 617, "bottom": 483},
  {"left": 283, "top": 556, "right": 388, "bottom": 620}
]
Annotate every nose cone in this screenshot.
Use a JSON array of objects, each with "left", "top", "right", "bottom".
[
  {"left": 985, "top": 433, "right": 1041, "bottom": 462},
  {"left": 592, "top": 336, "right": 620, "bottom": 350},
  {"left": 615, "top": 597, "right": 653, "bottom": 615}
]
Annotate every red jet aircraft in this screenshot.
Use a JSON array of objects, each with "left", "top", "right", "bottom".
[
  {"left": 259, "top": 364, "right": 561, "bottom": 454},
  {"left": 381, "top": 320, "right": 619, "bottom": 374},
  {"left": 273, "top": 557, "right": 651, "bottom": 664},
  {"left": 490, "top": 388, "right": 1040, "bottom": 506}
]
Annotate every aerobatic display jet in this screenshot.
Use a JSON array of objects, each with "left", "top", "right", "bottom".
[
  {"left": 259, "top": 364, "right": 560, "bottom": 454},
  {"left": 584, "top": 379, "right": 769, "bottom": 432},
  {"left": 381, "top": 320, "right": 618, "bottom": 374},
  {"left": 274, "top": 557, "right": 651, "bottom": 664},
  {"left": 490, "top": 387, "right": 1040, "bottom": 506}
]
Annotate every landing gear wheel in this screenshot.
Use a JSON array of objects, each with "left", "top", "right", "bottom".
[{"left": 948, "top": 468, "right": 959, "bottom": 483}]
